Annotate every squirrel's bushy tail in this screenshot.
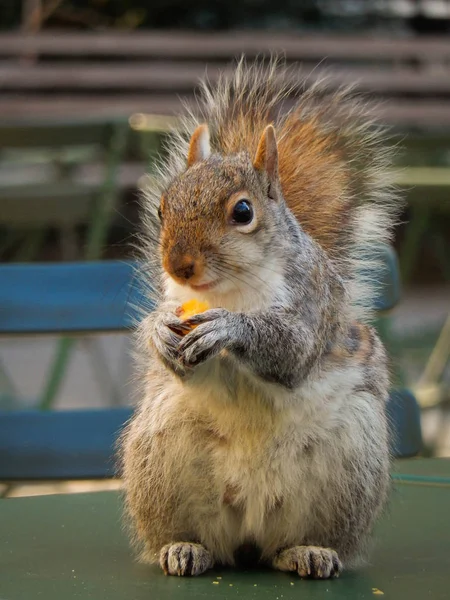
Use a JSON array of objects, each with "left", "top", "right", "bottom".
[{"left": 154, "top": 58, "right": 401, "bottom": 322}]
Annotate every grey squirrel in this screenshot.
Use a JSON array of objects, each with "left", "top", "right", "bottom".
[{"left": 120, "top": 59, "right": 400, "bottom": 579}]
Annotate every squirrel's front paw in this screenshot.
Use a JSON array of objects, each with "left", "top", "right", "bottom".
[
  {"left": 153, "top": 313, "right": 187, "bottom": 377},
  {"left": 177, "top": 309, "right": 238, "bottom": 368},
  {"left": 160, "top": 542, "right": 213, "bottom": 576},
  {"left": 273, "top": 546, "right": 342, "bottom": 579}
]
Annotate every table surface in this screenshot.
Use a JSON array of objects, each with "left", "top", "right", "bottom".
[
  {"left": 391, "top": 457, "right": 450, "bottom": 482},
  {"left": 1, "top": 459, "right": 450, "bottom": 600}
]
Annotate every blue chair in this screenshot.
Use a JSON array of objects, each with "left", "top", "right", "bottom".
[
  {"left": 0, "top": 261, "right": 143, "bottom": 480},
  {"left": 0, "top": 250, "right": 421, "bottom": 482}
]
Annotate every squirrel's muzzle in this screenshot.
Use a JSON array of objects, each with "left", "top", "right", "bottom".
[
  {"left": 175, "top": 258, "right": 195, "bottom": 280},
  {"left": 164, "top": 247, "right": 202, "bottom": 284}
]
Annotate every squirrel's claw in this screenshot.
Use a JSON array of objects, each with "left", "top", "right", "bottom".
[
  {"left": 179, "top": 329, "right": 226, "bottom": 367},
  {"left": 178, "top": 313, "right": 232, "bottom": 367},
  {"left": 152, "top": 312, "right": 188, "bottom": 377},
  {"left": 182, "top": 308, "right": 229, "bottom": 326},
  {"left": 160, "top": 542, "right": 213, "bottom": 576},
  {"left": 273, "top": 546, "right": 342, "bottom": 579}
]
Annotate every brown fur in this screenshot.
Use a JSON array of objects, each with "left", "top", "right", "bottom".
[
  {"left": 219, "top": 110, "right": 350, "bottom": 254},
  {"left": 329, "top": 322, "right": 376, "bottom": 363},
  {"left": 277, "top": 113, "right": 350, "bottom": 254},
  {"left": 180, "top": 59, "right": 398, "bottom": 273}
]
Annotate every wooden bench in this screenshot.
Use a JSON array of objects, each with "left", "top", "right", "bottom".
[{"left": 0, "top": 31, "right": 449, "bottom": 128}]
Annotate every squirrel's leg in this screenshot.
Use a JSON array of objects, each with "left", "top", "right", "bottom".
[
  {"left": 121, "top": 399, "right": 239, "bottom": 573},
  {"left": 272, "top": 546, "right": 342, "bottom": 579},
  {"left": 160, "top": 542, "right": 214, "bottom": 576}
]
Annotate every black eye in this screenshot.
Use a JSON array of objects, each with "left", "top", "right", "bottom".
[{"left": 231, "top": 200, "right": 253, "bottom": 225}]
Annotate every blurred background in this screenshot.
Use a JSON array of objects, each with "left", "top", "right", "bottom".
[{"left": 0, "top": 0, "right": 449, "bottom": 494}]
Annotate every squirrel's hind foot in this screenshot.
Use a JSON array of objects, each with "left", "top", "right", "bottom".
[
  {"left": 273, "top": 546, "right": 342, "bottom": 579},
  {"left": 160, "top": 542, "right": 213, "bottom": 576}
]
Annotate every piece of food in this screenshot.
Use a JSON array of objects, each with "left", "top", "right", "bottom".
[
  {"left": 176, "top": 299, "right": 210, "bottom": 320},
  {"left": 169, "top": 299, "right": 210, "bottom": 336}
]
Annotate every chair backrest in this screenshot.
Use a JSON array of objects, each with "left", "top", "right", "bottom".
[
  {"left": 0, "top": 261, "right": 144, "bottom": 334},
  {"left": 0, "top": 407, "right": 133, "bottom": 480},
  {"left": 0, "top": 260, "right": 145, "bottom": 480},
  {"left": 0, "top": 249, "right": 422, "bottom": 480}
]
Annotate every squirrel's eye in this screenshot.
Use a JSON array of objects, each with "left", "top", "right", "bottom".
[{"left": 231, "top": 200, "right": 253, "bottom": 225}]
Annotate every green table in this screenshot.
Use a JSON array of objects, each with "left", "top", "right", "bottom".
[
  {"left": 392, "top": 457, "right": 450, "bottom": 483},
  {"left": 1, "top": 460, "right": 450, "bottom": 600}
]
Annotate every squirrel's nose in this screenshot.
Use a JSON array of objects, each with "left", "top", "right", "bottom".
[{"left": 172, "top": 256, "right": 196, "bottom": 281}]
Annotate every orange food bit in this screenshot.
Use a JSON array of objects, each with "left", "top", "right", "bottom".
[
  {"left": 176, "top": 299, "right": 210, "bottom": 321},
  {"left": 169, "top": 300, "right": 210, "bottom": 336}
]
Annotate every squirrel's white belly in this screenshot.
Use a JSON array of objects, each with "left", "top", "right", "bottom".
[
  {"left": 182, "top": 359, "right": 367, "bottom": 548},
  {"left": 150, "top": 358, "right": 383, "bottom": 562}
]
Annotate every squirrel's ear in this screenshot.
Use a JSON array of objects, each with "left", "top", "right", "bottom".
[
  {"left": 253, "top": 125, "right": 280, "bottom": 200},
  {"left": 253, "top": 125, "right": 278, "bottom": 178},
  {"left": 187, "top": 124, "right": 211, "bottom": 167}
]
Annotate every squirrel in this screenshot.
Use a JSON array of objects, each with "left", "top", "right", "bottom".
[{"left": 120, "top": 59, "right": 400, "bottom": 580}]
